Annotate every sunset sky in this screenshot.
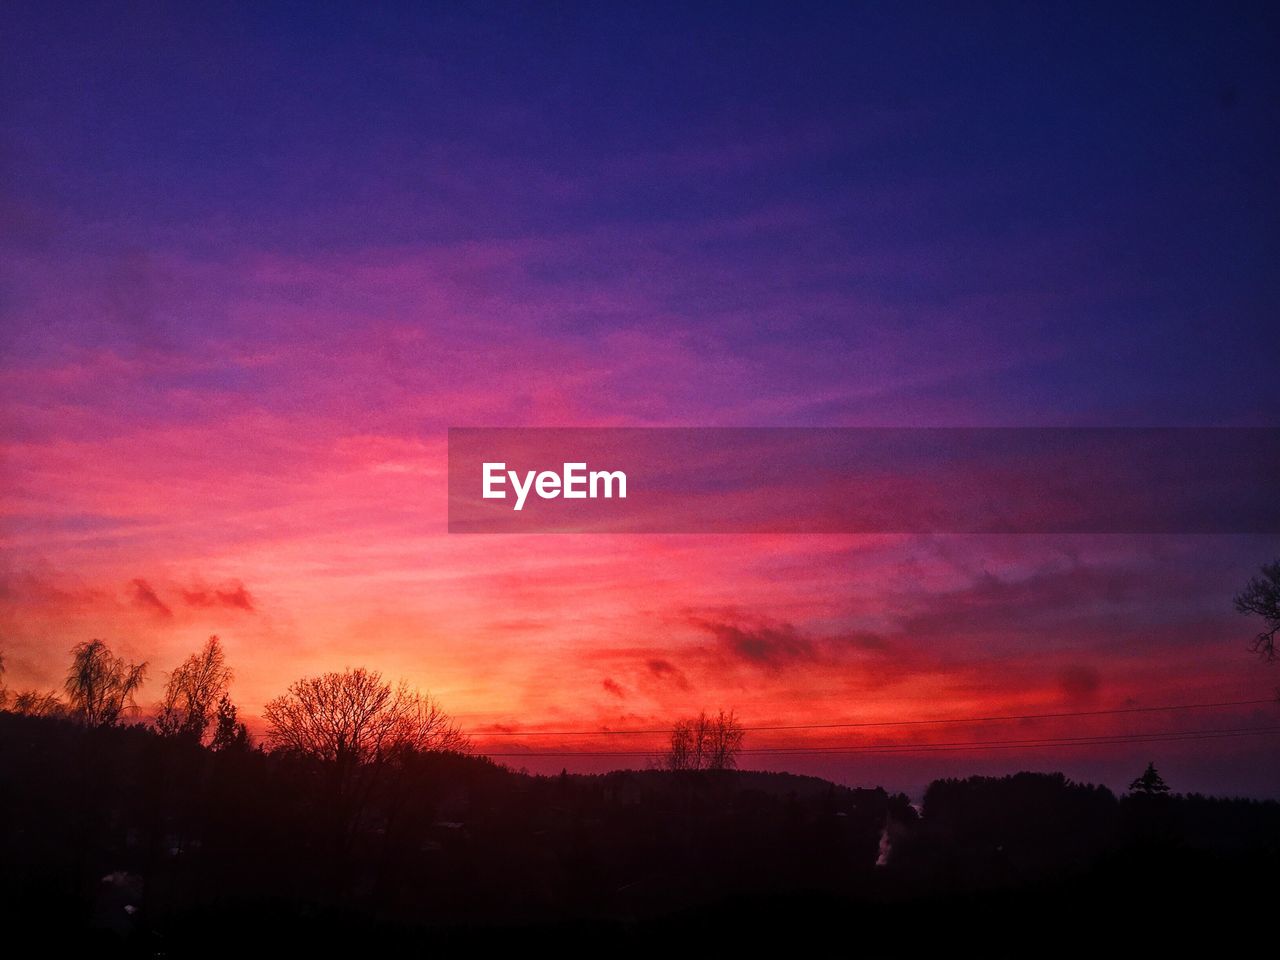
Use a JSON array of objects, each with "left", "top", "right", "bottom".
[{"left": 2, "top": 3, "right": 1278, "bottom": 796}]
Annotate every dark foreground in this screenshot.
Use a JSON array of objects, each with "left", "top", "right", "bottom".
[{"left": 2, "top": 712, "right": 1276, "bottom": 954}]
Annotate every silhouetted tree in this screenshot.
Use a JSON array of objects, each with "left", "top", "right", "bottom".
[
  {"left": 666, "top": 720, "right": 692, "bottom": 771},
  {"left": 664, "top": 709, "right": 745, "bottom": 771},
  {"left": 64, "top": 639, "right": 147, "bottom": 727},
  {"left": 1129, "top": 762, "right": 1171, "bottom": 796},
  {"left": 209, "top": 693, "right": 251, "bottom": 752},
  {"left": 705, "top": 709, "right": 745, "bottom": 769},
  {"left": 156, "top": 635, "right": 232, "bottom": 743},
  {"left": 263, "top": 667, "right": 468, "bottom": 859},
  {"left": 263, "top": 667, "right": 468, "bottom": 764},
  {"left": 0, "top": 650, "right": 66, "bottom": 718},
  {"left": 1235, "top": 559, "right": 1280, "bottom": 662},
  {"left": 9, "top": 690, "right": 65, "bottom": 717}
]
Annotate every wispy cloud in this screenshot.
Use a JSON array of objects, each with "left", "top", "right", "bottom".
[
  {"left": 181, "top": 580, "right": 255, "bottom": 612},
  {"left": 129, "top": 578, "right": 172, "bottom": 619},
  {"left": 601, "top": 677, "right": 625, "bottom": 698}
]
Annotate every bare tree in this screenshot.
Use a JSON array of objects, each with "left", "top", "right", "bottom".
[
  {"left": 156, "top": 635, "right": 233, "bottom": 743},
  {"left": 263, "top": 667, "right": 468, "bottom": 855},
  {"left": 1235, "top": 559, "right": 1280, "bottom": 662},
  {"left": 667, "top": 718, "right": 697, "bottom": 771},
  {"left": 263, "top": 667, "right": 468, "bottom": 765},
  {"left": 9, "top": 689, "right": 66, "bottom": 718},
  {"left": 65, "top": 639, "right": 147, "bottom": 727},
  {"left": 664, "top": 709, "right": 745, "bottom": 771},
  {"left": 1, "top": 650, "right": 67, "bottom": 718},
  {"left": 705, "top": 709, "right": 746, "bottom": 769}
]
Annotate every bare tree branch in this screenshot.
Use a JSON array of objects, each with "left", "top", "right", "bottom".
[
  {"left": 64, "top": 639, "right": 147, "bottom": 727},
  {"left": 263, "top": 667, "right": 469, "bottom": 764},
  {"left": 1235, "top": 560, "right": 1280, "bottom": 663},
  {"left": 664, "top": 709, "right": 744, "bottom": 771},
  {"left": 156, "top": 636, "right": 233, "bottom": 743}
]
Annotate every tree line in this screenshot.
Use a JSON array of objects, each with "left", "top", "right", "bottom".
[
  {"left": 3, "top": 555, "right": 1276, "bottom": 772},
  {"left": 0, "top": 636, "right": 745, "bottom": 770}
]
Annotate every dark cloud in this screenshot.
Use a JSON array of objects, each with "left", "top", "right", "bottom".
[
  {"left": 129, "top": 578, "right": 172, "bottom": 618},
  {"left": 688, "top": 615, "right": 816, "bottom": 668},
  {"left": 834, "top": 630, "right": 891, "bottom": 651},
  {"left": 646, "top": 658, "right": 690, "bottom": 689},
  {"left": 181, "top": 581, "right": 255, "bottom": 612},
  {"left": 893, "top": 565, "right": 1175, "bottom": 644},
  {"left": 601, "top": 677, "right": 625, "bottom": 698},
  {"left": 1058, "top": 664, "right": 1102, "bottom": 703}
]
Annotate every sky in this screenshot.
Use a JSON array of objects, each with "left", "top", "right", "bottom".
[{"left": 2, "top": 2, "right": 1278, "bottom": 797}]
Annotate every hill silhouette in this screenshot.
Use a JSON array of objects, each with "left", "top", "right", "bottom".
[{"left": 2, "top": 710, "right": 1277, "bottom": 954}]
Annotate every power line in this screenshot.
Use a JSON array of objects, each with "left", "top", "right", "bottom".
[
  {"left": 469, "top": 697, "right": 1277, "bottom": 738},
  {"left": 476, "top": 724, "right": 1280, "bottom": 758}
]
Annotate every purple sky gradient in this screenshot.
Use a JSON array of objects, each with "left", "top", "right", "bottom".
[{"left": 2, "top": 2, "right": 1278, "bottom": 797}]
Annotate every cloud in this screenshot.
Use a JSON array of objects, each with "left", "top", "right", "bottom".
[
  {"left": 181, "top": 580, "right": 255, "bottom": 612},
  {"left": 832, "top": 630, "right": 892, "bottom": 652},
  {"left": 1058, "top": 664, "right": 1102, "bottom": 703},
  {"left": 601, "top": 677, "right": 625, "bottom": 698},
  {"left": 892, "top": 564, "right": 1169, "bottom": 646},
  {"left": 688, "top": 615, "right": 816, "bottom": 668},
  {"left": 129, "top": 578, "right": 172, "bottom": 618},
  {"left": 646, "top": 658, "right": 691, "bottom": 689},
  {"left": 0, "top": 570, "right": 108, "bottom": 611}
]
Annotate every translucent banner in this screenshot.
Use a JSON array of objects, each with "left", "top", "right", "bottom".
[{"left": 447, "top": 428, "right": 1280, "bottom": 534}]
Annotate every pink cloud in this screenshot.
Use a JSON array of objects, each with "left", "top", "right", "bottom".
[
  {"left": 1, "top": 242, "right": 1273, "bottom": 797},
  {"left": 129, "top": 578, "right": 172, "bottom": 619},
  {"left": 181, "top": 580, "right": 255, "bottom": 612}
]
